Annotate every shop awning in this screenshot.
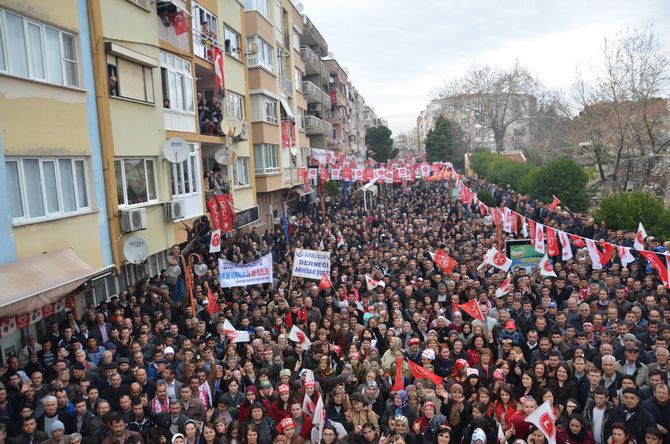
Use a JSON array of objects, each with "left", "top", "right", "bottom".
[
  {"left": 295, "top": 186, "right": 315, "bottom": 197},
  {"left": 279, "top": 97, "right": 295, "bottom": 120},
  {"left": 0, "top": 248, "right": 111, "bottom": 318}
]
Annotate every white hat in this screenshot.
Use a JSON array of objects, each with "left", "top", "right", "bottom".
[
  {"left": 171, "top": 433, "right": 185, "bottom": 443},
  {"left": 48, "top": 420, "right": 64, "bottom": 434},
  {"left": 164, "top": 346, "right": 175, "bottom": 355},
  {"left": 421, "top": 348, "right": 436, "bottom": 361},
  {"left": 472, "top": 428, "right": 487, "bottom": 444}
]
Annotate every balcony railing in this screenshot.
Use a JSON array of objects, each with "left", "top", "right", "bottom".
[
  {"left": 302, "top": 80, "right": 323, "bottom": 104},
  {"left": 192, "top": 28, "right": 224, "bottom": 62},
  {"left": 305, "top": 115, "right": 333, "bottom": 135},
  {"left": 300, "top": 45, "right": 320, "bottom": 75},
  {"left": 279, "top": 75, "right": 293, "bottom": 95},
  {"left": 327, "top": 138, "right": 344, "bottom": 151}
]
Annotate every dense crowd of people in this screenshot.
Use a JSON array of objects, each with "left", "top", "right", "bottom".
[{"left": 0, "top": 176, "right": 669, "bottom": 444}]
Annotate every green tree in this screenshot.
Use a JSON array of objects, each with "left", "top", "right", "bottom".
[
  {"left": 425, "top": 116, "right": 466, "bottom": 169},
  {"left": 530, "top": 157, "right": 589, "bottom": 211},
  {"left": 365, "top": 126, "right": 397, "bottom": 163},
  {"left": 594, "top": 191, "right": 670, "bottom": 240}
]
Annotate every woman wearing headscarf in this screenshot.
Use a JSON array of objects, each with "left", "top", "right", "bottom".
[
  {"left": 381, "top": 390, "right": 419, "bottom": 435},
  {"left": 361, "top": 380, "right": 384, "bottom": 414},
  {"left": 438, "top": 383, "right": 472, "bottom": 444},
  {"left": 381, "top": 337, "right": 404, "bottom": 372}
]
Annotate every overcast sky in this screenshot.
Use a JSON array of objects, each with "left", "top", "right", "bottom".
[{"left": 300, "top": 0, "right": 670, "bottom": 135}]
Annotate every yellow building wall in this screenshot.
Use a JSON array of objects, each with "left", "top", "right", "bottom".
[
  {"left": 2, "top": 0, "right": 79, "bottom": 32},
  {"left": 13, "top": 214, "right": 104, "bottom": 268}
]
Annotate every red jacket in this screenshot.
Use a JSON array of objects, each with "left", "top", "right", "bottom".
[
  {"left": 269, "top": 400, "right": 292, "bottom": 422},
  {"left": 510, "top": 410, "right": 532, "bottom": 440},
  {"left": 296, "top": 413, "right": 313, "bottom": 440},
  {"left": 556, "top": 428, "right": 596, "bottom": 444}
]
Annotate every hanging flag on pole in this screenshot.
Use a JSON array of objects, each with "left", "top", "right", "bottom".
[
  {"left": 639, "top": 251, "right": 670, "bottom": 288},
  {"left": 206, "top": 287, "right": 219, "bottom": 316},
  {"left": 634, "top": 223, "right": 648, "bottom": 250},
  {"left": 391, "top": 356, "right": 404, "bottom": 392},
  {"left": 408, "top": 360, "right": 444, "bottom": 387},
  {"left": 585, "top": 239, "right": 604, "bottom": 270},
  {"left": 617, "top": 246, "right": 636, "bottom": 268},
  {"left": 534, "top": 223, "right": 546, "bottom": 254},
  {"left": 312, "top": 394, "right": 326, "bottom": 444},
  {"left": 365, "top": 274, "right": 386, "bottom": 290},
  {"left": 549, "top": 195, "right": 561, "bottom": 210},
  {"left": 558, "top": 230, "right": 573, "bottom": 261},
  {"left": 209, "top": 229, "right": 221, "bottom": 253}
]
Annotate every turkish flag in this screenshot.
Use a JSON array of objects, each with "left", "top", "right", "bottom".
[
  {"left": 213, "top": 46, "right": 225, "bottom": 96},
  {"left": 569, "top": 234, "right": 586, "bottom": 247},
  {"left": 525, "top": 400, "right": 557, "bottom": 444},
  {"left": 429, "top": 249, "right": 458, "bottom": 274},
  {"left": 458, "top": 300, "right": 484, "bottom": 321},
  {"left": 206, "top": 287, "right": 219, "bottom": 316},
  {"left": 408, "top": 360, "right": 443, "bottom": 387},
  {"left": 391, "top": 356, "right": 405, "bottom": 392},
  {"left": 169, "top": 11, "right": 189, "bottom": 36}
]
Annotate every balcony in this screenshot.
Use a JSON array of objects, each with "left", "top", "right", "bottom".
[
  {"left": 326, "top": 139, "right": 344, "bottom": 151},
  {"left": 305, "top": 115, "right": 332, "bottom": 136},
  {"left": 279, "top": 75, "right": 293, "bottom": 95},
  {"left": 302, "top": 15, "right": 328, "bottom": 56},
  {"left": 302, "top": 81, "right": 331, "bottom": 107},
  {"left": 192, "top": 28, "right": 224, "bottom": 63},
  {"left": 300, "top": 46, "right": 320, "bottom": 75}
]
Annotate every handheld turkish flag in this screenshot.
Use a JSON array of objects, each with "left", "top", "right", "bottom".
[
  {"left": 639, "top": 251, "right": 670, "bottom": 288},
  {"left": 289, "top": 325, "right": 312, "bottom": 350},
  {"left": 408, "top": 360, "right": 443, "bottom": 387},
  {"left": 391, "top": 356, "right": 405, "bottom": 392},
  {"left": 634, "top": 223, "right": 648, "bottom": 250},
  {"left": 365, "top": 274, "right": 385, "bottom": 291},
  {"left": 209, "top": 229, "right": 221, "bottom": 253},
  {"left": 312, "top": 394, "right": 326, "bottom": 443},
  {"left": 525, "top": 400, "right": 557, "bottom": 444},
  {"left": 459, "top": 300, "right": 485, "bottom": 321},
  {"left": 550, "top": 195, "right": 561, "bottom": 210},
  {"left": 538, "top": 254, "right": 557, "bottom": 277},
  {"left": 495, "top": 273, "right": 513, "bottom": 298},
  {"left": 206, "top": 287, "right": 219, "bottom": 316},
  {"left": 477, "top": 247, "right": 512, "bottom": 272},
  {"left": 318, "top": 273, "right": 332, "bottom": 290},
  {"left": 429, "top": 249, "right": 458, "bottom": 274},
  {"left": 222, "top": 319, "right": 250, "bottom": 343}
]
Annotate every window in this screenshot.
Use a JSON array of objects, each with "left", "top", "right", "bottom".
[
  {"left": 233, "top": 157, "right": 250, "bottom": 187},
  {"left": 243, "top": 0, "right": 270, "bottom": 21},
  {"left": 253, "top": 144, "right": 279, "bottom": 174},
  {"left": 294, "top": 67, "right": 302, "bottom": 92},
  {"left": 264, "top": 98, "right": 278, "bottom": 124},
  {"left": 0, "top": 9, "right": 79, "bottom": 86},
  {"left": 475, "top": 129, "right": 488, "bottom": 139},
  {"left": 115, "top": 158, "right": 158, "bottom": 207},
  {"left": 223, "top": 26, "right": 241, "bottom": 60},
  {"left": 171, "top": 144, "right": 200, "bottom": 197},
  {"left": 125, "top": 0, "right": 150, "bottom": 10},
  {"left": 160, "top": 51, "right": 194, "bottom": 113},
  {"left": 290, "top": 27, "right": 301, "bottom": 51},
  {"left": 227, "top": 91, "right": 244, "bottom": 120},
  {"left": 246, "top": 35, "right": 273, "bottom": 72},
  {"left": 297, "top": 108, "right": 305, "bottom": 130},
  {"left": 192, "top": 4, "right": 218, "bottom": 62},
  {"left": 5, "top": 158, "right": 89, "bottom": 221},
  {"left": 107, "top": 54, "right": 154, "bottom": 103}
]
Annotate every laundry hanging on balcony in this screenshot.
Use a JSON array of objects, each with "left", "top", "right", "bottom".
[
  {"left": 281, "top": 122, "right": 291, "bottom": 148},
  {"left": 213, "top": 46, "right": 225, "bottom": 97}
]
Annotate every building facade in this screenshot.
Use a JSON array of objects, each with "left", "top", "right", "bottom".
[{"left": 417, "top": 93, "right": 536, "bottom": 153}]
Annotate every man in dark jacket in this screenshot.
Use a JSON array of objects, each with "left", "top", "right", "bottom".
[
  {"left": 8, "top": 416, "right": 47, "bottom": 444},
  {"left": 641, "top": 384, "right": 670, "bottom": 438},
  {"left": 605, "top": 388, "right": 656, "bottom": 443}
]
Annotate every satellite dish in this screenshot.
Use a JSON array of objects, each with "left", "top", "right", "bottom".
[
  {"left": 163, "top": 138, "right": 189, "bottom": 163},
  {"left": 328, "top": 77, "right": 335, "bottom": 83},
  {"left": 215, "top": 146, "right": 234, "bottom": 165},
  {"left": 220, "top": 117, "right": 243, "bottom": 138},
  {"left": 123, "top": 236, "right": 150, "bottom": 264}
]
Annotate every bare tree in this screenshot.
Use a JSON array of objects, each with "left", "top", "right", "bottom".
[
  {"left": 437, "top": 60, "right": 542, "bottom": 153},
  {"left": 527, "top": 90, "right": 575, "bottom": 165},
  {"left": 572, "top": 26, "right": 670, "bottom": 184}
]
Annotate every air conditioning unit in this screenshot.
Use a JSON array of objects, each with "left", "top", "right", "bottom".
[
  {"left": 308, "top": 103, "right": 319, "bottom": 112},
  {"left": 121, "top": 208, "right": 148, "bottom": 232},
  {"left": 163, "top": 199, "right": 186, "bottom": 221}
]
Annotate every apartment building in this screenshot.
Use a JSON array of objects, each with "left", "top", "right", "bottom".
[
  {"left": 86, "top": 0, "right": 257, "bottom": 303},
  {"left": 0, "top": 0, "right": 114, "bottom": 357},
  {"left": 243, "top": 0, "right": 313, "bottom": 228},
  {"left": 417, "top": 93, "right": 536, "bottom": 153}
]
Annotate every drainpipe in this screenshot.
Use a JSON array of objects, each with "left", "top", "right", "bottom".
[{"left": 88, "top": 0, "right": 123, "bottom": 271}]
